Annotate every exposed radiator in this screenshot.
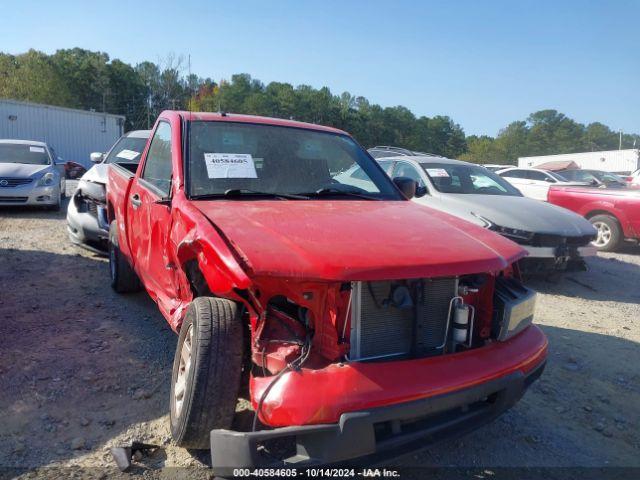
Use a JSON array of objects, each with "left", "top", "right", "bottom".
[{"left": 349, "top": 278, "right": 458, "bottom": 361}]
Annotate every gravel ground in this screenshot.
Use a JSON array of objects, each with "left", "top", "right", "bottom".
[{"left": 0, "top": 189, "right": 638, "bottom": 478}]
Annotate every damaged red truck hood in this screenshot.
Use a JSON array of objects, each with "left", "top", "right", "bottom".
[{"left": 192, "top": 200, "right": 526, "bottom": 281}]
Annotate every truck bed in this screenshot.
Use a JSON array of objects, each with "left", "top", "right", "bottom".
[{"left": 106, "top": 162, "right": 136, "bottom": 258}]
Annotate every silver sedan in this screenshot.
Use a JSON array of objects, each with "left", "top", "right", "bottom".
[{"left": 0, "top": 139, "right": 66, "bottom": 210}]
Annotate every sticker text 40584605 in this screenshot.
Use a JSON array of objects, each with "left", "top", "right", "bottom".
[{"left": 204, "top": 153, "right": 258, "bottom": 179}]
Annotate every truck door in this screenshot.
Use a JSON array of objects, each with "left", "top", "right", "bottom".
[{"left": 127, "top": 121, "right": 180, "bottom": 313}]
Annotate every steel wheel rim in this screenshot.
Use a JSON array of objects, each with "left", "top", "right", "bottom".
[
  {"left": 174, "top": 324, "right": 193, "bottom": 418},
  {"left": 592, "top": 221, "right": 611, "bottom": 247}
]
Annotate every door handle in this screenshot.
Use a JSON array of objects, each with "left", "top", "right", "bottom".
[{"left": 130, "top": 194, "right": 142, "bottom": 209}]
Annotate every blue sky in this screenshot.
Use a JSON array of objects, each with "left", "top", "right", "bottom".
[{"left": 2, "top": 0, "right": 638, "bottom": 136}]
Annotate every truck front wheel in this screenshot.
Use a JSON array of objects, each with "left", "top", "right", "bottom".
[
  {"left": 170, "top": 297, "right": 244, "bottom": 449},
  {"left": 108, "top": 221, "right": 141, "bottom": 293},
  {"left": 590, "top": 214, "right": 622, "bottom": 252}
]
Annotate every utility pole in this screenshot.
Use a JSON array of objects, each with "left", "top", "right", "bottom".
[
  {"left": 101, "top": 92, "right": 107, "bottom": 133},
  {"left": 619, "top": 130, "right": 623, "bottom": 150}
]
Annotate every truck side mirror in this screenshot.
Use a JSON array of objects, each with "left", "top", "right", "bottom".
[{"left": 393, "top": 176, "right": 417, "bottom": 199}]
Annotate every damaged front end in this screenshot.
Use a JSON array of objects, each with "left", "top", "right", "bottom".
[
  {"left": 67, "top": 179, "right": 109, "bottom": 254},
  {"left": 484, "top": 224, "right": 596, "bottom": 275},
  {"left": 213, "top": 267, "right": 546, "bottom": 472}
]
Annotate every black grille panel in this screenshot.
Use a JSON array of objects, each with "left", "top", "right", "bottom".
[
  {"left": 0, "top": 196, "right": 28, "bottom": 203},
  {"left": 352, "top": 278, "right": 457, "bottom": 361},
  {"left": 0, "top": 177, "right": 33, "bottom": 187},
  {"left": 87, "top": 202, "right": 98, "bottom": 218},
  {"left": 531, "top": 233, "right": 594, "bottom": 247}
]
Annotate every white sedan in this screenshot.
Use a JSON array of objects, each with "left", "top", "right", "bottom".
[{"left": 496, "top": 167, "right": 587, "bottom": 201}]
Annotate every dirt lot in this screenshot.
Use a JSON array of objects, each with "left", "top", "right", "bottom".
[{"left": 0, "top": 192, "right": 639, "bottom": 478}]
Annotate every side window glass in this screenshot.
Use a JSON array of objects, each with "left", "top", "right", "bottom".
[
  {"left": 378, "top": 160, "right": 394, "bottom": 176},
  {"left": 142, "top": 122, "right": 172, "bottom": 195},
  {"left": 527, "top": 171, "right": 547, "bottom": 181},
  {"left": 502, "top": 170, "right": 521, "bottom": 179},
  {"left": 395, "top": 162, "right": 424, "bottom": 187}
]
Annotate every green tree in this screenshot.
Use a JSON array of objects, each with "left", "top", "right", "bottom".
[{"left": 0, "top": 50, "right": 73, "bottom": 106}]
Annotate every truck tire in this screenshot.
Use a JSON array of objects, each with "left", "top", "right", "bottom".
[
  {"left": 108, "top": 221, "right": 141, "bottom": 293},
  {"left": 589, "top": 214, "right": 621, "bottom": 252},
  {"left": 170, "top": 297, "right": 244, "bottom": 449}
]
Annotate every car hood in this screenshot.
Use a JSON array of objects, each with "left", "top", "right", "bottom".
[
  {"left": 0, "top": 163, "right": 51, "bottom": 178},
  {"left": 192, "top": 200, "right": 526, "bottom": 281},
  {"left": 79, "top": 163, "right": 109, "bottom": 184},
  {"left": 420, "top": 194, "right": 596, "bottom": 237}
]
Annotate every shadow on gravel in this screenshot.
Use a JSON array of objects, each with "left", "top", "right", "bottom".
[
  {"left": 0, "top": 247, "right": 177, "bottom": 469},
  {"left": 528, "top": 254, "right": 640, "bottom": 304}
]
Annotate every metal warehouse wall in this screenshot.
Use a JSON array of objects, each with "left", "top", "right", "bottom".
[
  {"left": 518, "top": 149, "right": 640, "bottom": 172},
  {"left": 0, "top": 99, "right": 125, "bottom": 166}
]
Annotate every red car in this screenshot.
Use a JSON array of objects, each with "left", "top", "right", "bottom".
[
  {"left": 548, "top": 186, "right": 640, "bottom": 251},
  {"left": 106, "top": 111, "right": 547, "bottom": 473}
]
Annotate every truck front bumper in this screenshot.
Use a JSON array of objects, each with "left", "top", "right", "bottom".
[{"left": 211, "top": 326, "right": 547, "bottom": 474}]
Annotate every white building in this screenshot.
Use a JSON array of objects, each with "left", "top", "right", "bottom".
[
  {"left": 0, "top": 99, "right": 125, "bottom": 166},
  {"left": 518, "top": 149, "right": 640, "bottom": 173}
]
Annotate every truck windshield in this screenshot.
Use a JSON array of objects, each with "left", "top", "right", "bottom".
[
  {"left": 0, "top": 144, "right": 50, "bottom": 165},
  {"left": 187, "top": 121, "right": 401, "bottom": 200},
  {"left": 422, "top": 162, "right": 522, "bottom": 196},
  {"left": 105, "top": 136, "right": 149, "bottom": 164}
]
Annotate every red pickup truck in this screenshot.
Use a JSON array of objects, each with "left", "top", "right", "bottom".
[
  {"left": 107, "top": 111, "right": 547, "bottom": 472},
  {"left": 548, "top": 186, "right": 640, "bottom": 251}
]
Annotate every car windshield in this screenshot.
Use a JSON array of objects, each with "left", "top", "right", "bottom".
[
  {"left": 547, "top": 171, "right": 569, "bottom": 182},
  {"left": 421, "top": 162, "right": 522, "bottom": 196},
  {"left": 560, "top": 170, "right": 624, "bottom": 184},
  {"left": 105, "top": 136, "right": 149, "bottom": 164},
  {"left": 187, "top": 121, "right": 401, "bottom": 199},
  {"left": 590, "top": 171, "right": 625, "bottom": 183},
  {"left": 0, "top": 144, "right": 50, "bottom": 165}
]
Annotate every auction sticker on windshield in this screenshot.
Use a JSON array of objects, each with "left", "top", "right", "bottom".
[
  {"left": 204, "top": 153, "right": 258, "bottom": 179},
  {"left": 116, "top": 149, "right": 140, "bottom": 161},
  {"left": 426, "top": 168, "right": 450, "bottom": 177},
  {"left": 29, "top": 146, "right": 45, "bottom": 153}
]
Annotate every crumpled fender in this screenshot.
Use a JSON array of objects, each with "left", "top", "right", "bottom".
[{"left": 171, "top": 193, "right": 252, "bottom": 298}]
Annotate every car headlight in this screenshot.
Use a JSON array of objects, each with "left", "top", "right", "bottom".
[
  {"left": 491, "top": 226, "right": 535, "bottom": 242},
  {"left": 493, "top": 277, "right": 536, "bottom": 341},
  {"left": 472, "top": 213, "right": 534, "bottom": 242},
  {"left": 78, "top": 179, "right": 106, "bottom": 202},
  {"left": 36, "top": 172, "right": 56, "bottom": 187}
]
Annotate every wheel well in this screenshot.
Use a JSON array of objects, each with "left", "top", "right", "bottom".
[
  {"left": 585, "top": 210, "right": 619, "bottom": 223},
  {"left": 107, "top": 201, "right": 115, "bottom": 223},
  {"left": 183, "top": 260, "right": 212, "bottom": 298}
]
